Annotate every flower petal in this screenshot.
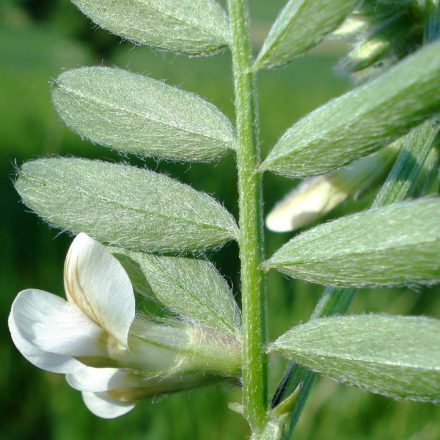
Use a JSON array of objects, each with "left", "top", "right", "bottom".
[
  {"left": 67, "top": 366, "right": 144, "bottom": 392},
  {"left": 11, "top": 289, "right": 106, "bottom": 358},
  {"left": 82, "top": 392, "right": 135, "bottom": 418},
  {"left": 266, "top": 176, "right": 347, "bottom": 233},
  {"left": 64, "top": 233, "right": 135, "bottom": 345},
  {"left": 8, "top": 303, "right": 83, "bottom": 374}
]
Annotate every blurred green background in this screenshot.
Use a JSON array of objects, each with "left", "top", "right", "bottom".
[{"left": 1, "top": 1, "right": 440, "bottom": 439}]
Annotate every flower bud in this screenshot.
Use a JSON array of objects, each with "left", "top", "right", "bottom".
[
  {"left": 121, "top": 318, "right": 242, "bottom": 378},
  {"left": 266, "top": 144, "right": 399, "bottom": 232},
  {"left": 336, "top": 1, "right": 425, "bottom": 78}
]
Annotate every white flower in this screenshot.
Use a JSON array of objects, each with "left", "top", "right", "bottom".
[
  {"left": 9, "top": 233, "right": 242, "bottom": 418},
  {"left": 8, "top": 232, "right": 140, "bottom": 417},
  {"left": 266, "top": 175, "right": 349, "bottom": 233},
  {"left": 266, "top": 145, "right": 399, "bottom": 233}
]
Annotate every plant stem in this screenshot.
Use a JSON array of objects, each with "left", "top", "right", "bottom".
[
  {"left": 425, "top": 2, "right": 440, "bottom": 43},
  {"left": 373, "top": 121, "right": 439, "bottom": 207},
  {"left": 412, "top": 144, "right": 440, "bottom": 197},
  {"left": 228, "top": 0, "right": 267, "bottom": 434}
]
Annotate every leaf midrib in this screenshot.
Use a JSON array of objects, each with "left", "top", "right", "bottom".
[
  {"left": 270, "top": 235, "right": 440, "bottom": 268},
  {"left": 137, "top": 0, "right": 227, "bottom": 43},
  {"left": 24, "top": 168, "right": 236, "bottom": 238},
  {"left": 149, "top": 259, "right": 239, "bottom": 336},
  {"left": 275, "top": 344, "right": 440, "bottom": 372},
  {"left": 57, "top": 82, "right": 233, "bottom": 149}
]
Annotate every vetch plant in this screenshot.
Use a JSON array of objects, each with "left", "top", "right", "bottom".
[{"left": 8, "top": 0, "right": 440, "bottom": 438}]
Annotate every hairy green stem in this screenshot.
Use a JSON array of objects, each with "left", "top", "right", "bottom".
[
  {"left": 373, "top": 121, "right": 440, "bottom": 207},
  {"left": 425, "top": 2, "right": 440, "bottom": 43},
  {"left": 228, "top": 0, "right": 267, "bottom": 433},
  {"left": 412, "top": 144, "right": 440, "bottom": 196}
]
